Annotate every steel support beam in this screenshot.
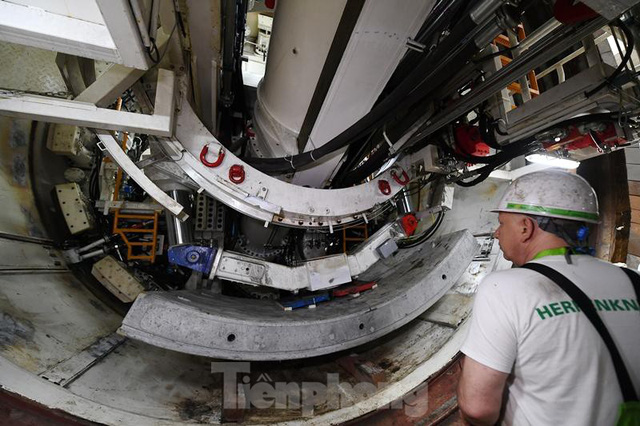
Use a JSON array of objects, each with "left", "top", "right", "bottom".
[
  {"left": 0, "top": 1, "right": 119, "bottom": 64},
  {"left": 210, "top": 223, "right": 402, "bottom": 291},
  {"left": 75, "top": 64, "right": 146, "bottom": 107},
  {"left": 75, "top": 32, "right": 172, "bottom": 108},
  {"left": 97, "top": 131, "right": 188, "bottom": 221},
  {"left": 95, "top": 0, "right": 150, "bottom": 69},
  {"left": 0, "top": 69, "right": 175, "bottom": 136},
  {"left": 170, "top": 96, "right": 410, "bottom": 229}
]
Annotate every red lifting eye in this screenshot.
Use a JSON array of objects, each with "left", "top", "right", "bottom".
[
  {"left": 229, "top": 164, "right": 245, "bottom": 184},
  {"left": 200, "top": 145, "right": 225, "bottom": 168},
  {"left": 390, "top": 168, "right": 409, "bottom": 186},
  {"left": 378, "top": 180, "right": 391, "bottom": 195}
]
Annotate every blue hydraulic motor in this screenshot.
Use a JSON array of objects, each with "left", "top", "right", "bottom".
[{"left": 167, "top": 244, "right": 217, "bottom": 274}]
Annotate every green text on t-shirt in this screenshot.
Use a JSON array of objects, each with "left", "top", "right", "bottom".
[{"left": 535, "top": 298, "right": 639, "bottom": 320}]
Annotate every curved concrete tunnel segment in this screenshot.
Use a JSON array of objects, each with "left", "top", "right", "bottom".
[{"left": 120, "top": 230, "right": 477, "bottom": 360}]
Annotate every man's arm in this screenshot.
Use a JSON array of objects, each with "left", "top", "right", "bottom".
[{"left": 457, "top": 355, "right": 509, "bottom": 425}]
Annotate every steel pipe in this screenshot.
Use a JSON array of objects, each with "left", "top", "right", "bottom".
[
  {"left": 165, "top": 190, "right": 194, "bottom": 245},
  {"left": 469, "top": 0, "right": 504, "bottom": 24},
  {"left": 129, "top": 0, "right": 152, "bottom": 48},
  {"left": 408, "top": 16, "right": 608, "bottom": 147}
]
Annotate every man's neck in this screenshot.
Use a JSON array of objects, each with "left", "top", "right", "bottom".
[{"left": 522, "top": 235, "right": 569, "bottom": 265}]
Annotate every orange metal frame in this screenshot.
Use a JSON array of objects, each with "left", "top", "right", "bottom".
[
  {"left": 494, "top": 24, "right": 540, "bottom": 98},
  {"left": 109, "top": 98, "right": 159, "bottom": 263},
  {"left": 342, "top": 224, "right": 369, "bottom": 253}
]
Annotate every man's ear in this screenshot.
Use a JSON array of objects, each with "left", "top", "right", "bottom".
[{"left": 520, "top": 216, "right": 536, "bottom": 242}]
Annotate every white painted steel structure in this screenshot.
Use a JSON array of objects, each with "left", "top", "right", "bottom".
[
  {"left": 0, "top": 68, "right": 176, "bottom": 136},
  {"left": 0, "top": 0, "right": 149, "bottom": 69},
  {"left": 169, "top": 95, "right": 411, "bottom": 228}
]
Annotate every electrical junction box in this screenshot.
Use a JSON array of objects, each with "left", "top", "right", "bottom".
[
  {"left": 376, "top": 239, "right": 399, "bottom": 259},
  {"left": 92, "top": 255, "right": 145, "bottom": 303},
  {"left": 48, "top": 124, "right": 81, "bottom": 155},
  {"left": 411, "top": 144, "right": 444, "bottom": 174},
  {"left": 55, "top": 182, "right": 94, "bottom": 234}
]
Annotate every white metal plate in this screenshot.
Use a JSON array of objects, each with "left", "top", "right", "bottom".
[
  {"left": 306, "top": 254, "right": 351, "bottom": 291},
  {"left": 55, "top": 182, "right": 93, "bottom": 234},
  {"left": 91, "top": 255, "right": 144, "bottom": 303},
  {"left": 47, "top": 124, "right": 80, "bottom": 155}
]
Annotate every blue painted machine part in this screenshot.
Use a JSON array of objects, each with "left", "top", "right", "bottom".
[
  {"left": 168, "top": 244, "right": 217, "bottom": 274},
  {"left": 280, "top": 293, "right": 330, "bottom": 310}
]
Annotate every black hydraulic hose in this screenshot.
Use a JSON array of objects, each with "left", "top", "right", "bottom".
[
  {"left": 455, "top": 139, "right": 538, "bottom": 187},
  {"left": 220, "top": 0, "right": 239, "bottom": 108},
  {"left": 247, "top": 2, "right": 503, "bottom": 174},
  {"left": 455, "top": 165, "right": 497, "bottom": 187},
  {"left": 585, "top": 20, "right": 633, "bottom": 97},
  {"left": 229, "top": 133, "right": 249, "bottom": 153},
  {"left": 331, "top": 130, "right": 379, "bottom": 186},
  {"left": 479, "top": 111, "right": 503, "bottom": 150},
  {"left": 387, "top": 0, "right": 472, "bottom": 92},
  {"left": 414, "top": 0, "right": 462, "bottom": 43},
  {"left": 473, "top": 45, "right": 516, "bottom": 62},
  {"left": 404, "top": 15, "right": 608, "bottom": 152},
  {"left": 338, "top": 142, "right": 391, "bottom": 188}
]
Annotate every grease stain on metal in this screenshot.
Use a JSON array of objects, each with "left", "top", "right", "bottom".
[
  {"left": 12, "top": 154, "right": 27, "bottom": 187},
  {"left": 9, "top": 122, "right": 27, "bottom": 148},
  {"left": 409, "top": 259, "right": 425, "bottom": 271},
  {"left": 0, "top": 312, "right": 34, "bottom": 347},
  {"left": 19, "top": 206, "right": 46, "bottom": 239},
  {"left": 176, "top": 398, "right": 215, "bottom": 422},
  {"left": 88, "top": 299, "right": 108, "bottom": 313}
]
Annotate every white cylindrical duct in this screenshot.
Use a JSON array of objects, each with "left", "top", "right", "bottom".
[
  {"left": 252, "top": 0, "right": 347, "bottom": 158},
  {"left": 252, "top": 0, "right": 435, "bottom": 189}
]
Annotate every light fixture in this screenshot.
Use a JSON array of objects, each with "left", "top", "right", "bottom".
[{"left": 525, "top": 153, "right": 580, "bottom": 170}]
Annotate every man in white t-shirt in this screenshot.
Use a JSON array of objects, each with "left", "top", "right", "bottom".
[{"left": 456, "top": 170, "right": 639, "bottom": 425}]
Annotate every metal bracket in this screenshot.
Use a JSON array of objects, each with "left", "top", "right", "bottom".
[
  {"left": 0, "top": 69, "right": 176, "bottom": 136},
  {"left": 97, "top": 131, "right": 188, "bottom": 221},
  {"left": 405, "top": 37, "right": 426, "bottom": 52}
]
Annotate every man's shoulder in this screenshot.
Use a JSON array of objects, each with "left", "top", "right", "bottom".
[
  {"left": 478, "top": 256, "right": 633, "bottom": 299},
  {"left": 533, "top": 255, "right": 630, "bottom": 280},
  {"left": 480, "top": 267, "right": 543, "bottom": 289},
  {"left": 475, "top": 266, "right": 561, "bottom": 303}
]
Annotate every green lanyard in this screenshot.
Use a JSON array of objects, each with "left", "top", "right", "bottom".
[{"left": 532, "top": 247, "right": 571, "bottom": 261}]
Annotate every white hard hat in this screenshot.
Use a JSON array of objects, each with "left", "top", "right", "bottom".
[{"left": 492, "top": 169, "right": 599, "bottom": 223}]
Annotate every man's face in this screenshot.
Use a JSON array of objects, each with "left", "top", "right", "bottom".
[{"left": 494, "top": 212, "right": 526, "bottom": 264}]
